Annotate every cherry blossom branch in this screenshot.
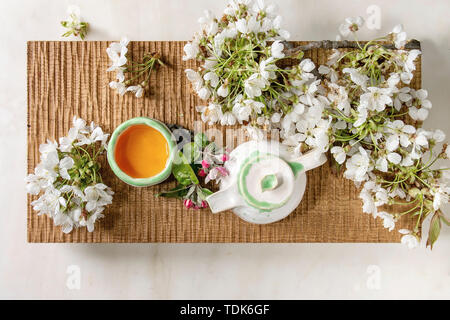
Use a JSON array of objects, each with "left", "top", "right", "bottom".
[{"left": 282, "top": 39, "right": 421, "bottom": 57}]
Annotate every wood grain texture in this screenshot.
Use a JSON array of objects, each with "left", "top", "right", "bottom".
[{"left": 27, "top": 41, "right": 420, "bottom": 243}]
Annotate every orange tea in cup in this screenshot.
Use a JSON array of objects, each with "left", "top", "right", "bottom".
[{"left": 114, "top": 124, "right": 169, "bottom": 179}]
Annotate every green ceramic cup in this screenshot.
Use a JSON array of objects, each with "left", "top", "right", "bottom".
[{"left": 107, "top": 117, "right": 177, "bottom": 187}]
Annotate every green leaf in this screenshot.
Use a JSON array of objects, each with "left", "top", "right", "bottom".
[
  {"left": 202, "top": 188, "right": 213, "bottom": 196},
  {"left": 440, "top": 214, "right": 450, "bottom": 226},
  {"left": 172, "top": 152, "right": 199, "bottom": 186},
  {"left": 156, "top": 184, "right": 190, "bottom": 198},
  {"left": 426, "top": 212, "right": 441, "bottom": 249},
  {"left": 186, "top": 185, "right": 196, "bottom": 198},
  {"left": 196, "top": 187, "right": 213, "bottom": 201},
  {"left": 194, "top": 133, "right": 209, "bottom": 148},
  {"left": 182, "top": 142, "right": 200, "bottom": 164}
]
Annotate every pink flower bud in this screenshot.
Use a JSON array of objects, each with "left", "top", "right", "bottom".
[
  {"left": 201, "top": 201, "right": 208, "bottom": 208},
  {"left": 221, "top": 154, "right": 229, "bottom": 162},
  {"left": 183, "top": 199, "right": 193, "bottom": 209},
  {"left": 198, "top": 169, "right": 206, "bottom": 177},
  {"left": 201, "top": 160, "right": 210, "bottom": 169},
  {"left": 216, "top": 166, "right": 228, "bottom": 177}
]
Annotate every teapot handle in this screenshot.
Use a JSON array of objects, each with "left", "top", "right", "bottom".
[
  {"left": 297, "top": 148, "right": 327, "bottom": 172},
  {"left": 206, "top": 184, "right": 246, "bottom": 213}
]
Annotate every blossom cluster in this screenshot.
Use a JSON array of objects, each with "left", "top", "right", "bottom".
[
  {"left": 323, "top": 17, "right": 450, "bottom": 248},
  {"left": 107, "top": 37, "right": 164, "bottom": 98},
  {"left": 198, "top": 142, "right": 230, "bottom": 185},
  {"left": 184, "top": 0, "right": 331, "bottom": 154},
  {"left": 158, "top": 132, "right": 229, "bottom": 210},
  {"left": 26, "top": 117, "right": 114, "bottom": 233},
  {"left": 61, "top": 5, "right": 89, "bottom": 40},
  {"left": 182, "top": 142, "right": 230, "bottom": 210}
]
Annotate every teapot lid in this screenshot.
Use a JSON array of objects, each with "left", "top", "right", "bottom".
[{"left": 237, "top": 151, "right": 295, "bottom": 211}]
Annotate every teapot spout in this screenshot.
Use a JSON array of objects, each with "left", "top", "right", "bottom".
[{"left": 206, "top": 185, "right": 245, "bottom": 213}]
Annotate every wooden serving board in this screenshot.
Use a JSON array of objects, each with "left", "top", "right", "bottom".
[{"left": 27, "top": 41, "right": 420, "bottom": 242}]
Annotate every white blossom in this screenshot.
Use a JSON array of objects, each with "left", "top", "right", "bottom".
[
  {"left": 59, "top": 156, "right": 74, "bottom": 180},
  {"left": 252, "top": 0, "right": 277, "bottom": 16},
  {"left": 185, "top": 69, "right": 203, "bottom": 91},
  {"left": 126, "top": 85, "right": 144, "bottom": 98},
  {"left": 259, "top": 58, "right": 277, "bottom": 80},
  {"left": 59, "top": 116, "right": 88, "bottom": 152},
  {"left": 300, "top": 59, "right": 315, "bottom": 73},
  {"left": 272, "top": 15, "right": 290, "bottom": 40},
  {"left": 360, "top": 181, "right": 377, "bottom": 216},
  {"left": 198, "top": 10, "right": 219, "bottom": 36},
  {"left": 217, "top": 84, "right": 229, "bottom": 97},
  {"left": 408, "top": 106, "right": 428, "bottom": 121},
  {"left": 378, "top": 211, "right": 396, "bottom": 231},
  {"left": 400, "top": 233, "right": 419, "bottom": 249},
  {"left": 106, "top": 37, "right": 129, "bottom": 72},
  {"left": 75, "top": 124, "right": 109, "bottom": 148},
  {"left": 387, "top": 152, "right": 402, "bottom": 164},
  {"left": 236, "top": 16, "right": 260, "bottom": 34},
  {"left": 220, "top": 112, "right": 237, "bottom": 126},
  {"left": 204, "top": 72, "right": 219, "bottom": 88},
  {"left": 84, "top": 183, "right": 114, "bottom": 212},
  {"left": 197, "top": 87, "right": 211, "bottom": 100},
  {"left": 271, "top": 40, "right": 285, "bottom": 58},
  {"left": 353, "top": 107, "right": 368, "bottom": 127},
  {"left": 232, "top": 101, "right": 252, "bottom": 123},
  {"left": 109, "top": 80, "right": 127, "bottom": 96},
  {"left": 431, "top": 186, "right": 450, "bottom": 211},
  {"left": 244, "top": 73, "right": 267, "bottom": 98},
  {"left": 319, "top": 65, "right": 339, "bottom": 83},
  {"left": 344, "top": 147, "right": 372, "bottom": 182},
  {"left": 339, "top": 16, "right": 364, "bottom": 37},
  {"left": 61, "top": 5, "right": 88, "bottom": 40},
  {"left": 360, "top": 87, "right": 393, "bottom": 112},
  {"left": 432, "top": 129, "right": 445, "bottom": 143},
  {"left": 343, "top": 68, "right": 368, "bottom": 88},
  {"left": 271, "top": 112, "right": 281, "bottom": 123},
  {"left": 331, "top": 146, "right": 346, "bottom": 164},
  {"left": 196, "top": 104, "right": 223, "bottom": 124},
  {"left": 391, "top": 24, "right": 407, "bottom": 49},
  {"left": 183, "top": 41, "right": 199, "bottom": 61},
  {"left": 412, "top": 89, "right": 432, "bottom": 109}
]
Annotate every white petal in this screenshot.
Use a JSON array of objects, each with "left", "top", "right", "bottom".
[
  {"left": 386, "top": 135, "right": 399, "bottom": 152},
  {"left": 387, "top": 152, "right": 401, "bottom": 164}
]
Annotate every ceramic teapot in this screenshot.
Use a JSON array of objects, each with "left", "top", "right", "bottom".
[{"left": 206, "top": 140, "right": 327, "bottom": 224}]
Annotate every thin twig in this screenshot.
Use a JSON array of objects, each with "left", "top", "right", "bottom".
[{"left": 283, "top": 39, "right": 421, "bottom": 56}]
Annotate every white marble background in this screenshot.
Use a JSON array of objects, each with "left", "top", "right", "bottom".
[{"left": 0, "top": 0, "right": 449, "bottom": 299}]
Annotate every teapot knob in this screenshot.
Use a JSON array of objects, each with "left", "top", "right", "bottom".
[{"left": 260, "top": 174, "right": 279, "bottom": 192}]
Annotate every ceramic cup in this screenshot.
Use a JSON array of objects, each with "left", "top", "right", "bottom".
[{"left": 107, "top": 117, "right": 177, "bottom": 187}]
